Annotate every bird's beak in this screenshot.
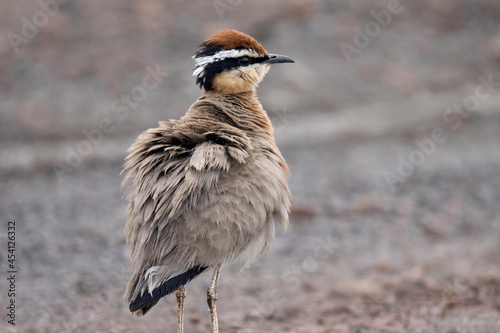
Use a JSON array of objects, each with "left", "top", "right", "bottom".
[{"left": 263, "top": 54, "right": 295, "bottom": 64}]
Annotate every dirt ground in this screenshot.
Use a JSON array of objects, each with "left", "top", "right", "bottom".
[{"left": 1, "top": 1, "right": 500, "bottom": 332}]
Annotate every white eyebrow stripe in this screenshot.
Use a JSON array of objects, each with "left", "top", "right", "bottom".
[{"left": 192, "top": 49, "right": 264, "bottom": 78}]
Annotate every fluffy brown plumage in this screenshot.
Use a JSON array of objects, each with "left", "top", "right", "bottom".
[{"left": 122, "top": 29, "right": 293, "bottom": 328}]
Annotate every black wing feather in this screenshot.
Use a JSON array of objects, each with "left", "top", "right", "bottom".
[{"left": 129, "top": 265, "right": 208, "bottom": 314}]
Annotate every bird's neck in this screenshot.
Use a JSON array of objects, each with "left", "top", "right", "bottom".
[{"left": 199, "top": 91, "right": 274, "bottom": 138}]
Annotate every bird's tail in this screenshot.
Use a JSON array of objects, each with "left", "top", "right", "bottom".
[{"left": 129, "top": 265, "right": 208, "bottom": 316}]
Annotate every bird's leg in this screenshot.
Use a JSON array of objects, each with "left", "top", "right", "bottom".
[
  {"left": 207, "top": 265, "right": 221, "bottom": 333},
  {"left": 176, "top": 286, "right": 187, "bottom": 333}
]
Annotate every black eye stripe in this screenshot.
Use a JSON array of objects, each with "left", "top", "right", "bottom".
[
  {"left": 249, "top": 56, "right": 268, "bottom": 65},
  {"left": 238, "top": 56, "right": 250, "bottom": 66},
  {"left": 210, "top": 56, "right": 268, "bottom": 70},
  {"left": 235, "top": 56, "right": 268, "bottom": 66},
  {"left": 196, "top": 55, "right": 270, "bottom": 90}
]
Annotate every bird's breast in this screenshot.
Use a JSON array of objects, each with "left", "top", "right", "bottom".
[{"left": 179, "top": 149, "right": 290, "bottom": 264}]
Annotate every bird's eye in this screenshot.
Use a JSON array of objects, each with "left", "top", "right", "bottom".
[{"left": 238, "top": 56, "right": 251, "bottom": 66}]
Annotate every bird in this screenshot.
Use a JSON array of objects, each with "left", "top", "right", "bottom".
[{"left": 122, "top": 29, "right": 294, "bottom": 333}]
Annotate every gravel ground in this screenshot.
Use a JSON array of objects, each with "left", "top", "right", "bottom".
[{"left": 1, "top": 1, "right": 500, "bottom": 332}]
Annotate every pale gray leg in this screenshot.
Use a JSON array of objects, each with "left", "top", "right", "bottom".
[
  {"left": 207, "top": 265, "right": 221, "bottom": 333},
  {"left": 176, "top": 286, "right": 187, "bottom": 333}
]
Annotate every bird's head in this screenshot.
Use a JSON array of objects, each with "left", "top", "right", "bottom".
[{"left": 193, "top": 29, "right": 294, "bottom": 94}]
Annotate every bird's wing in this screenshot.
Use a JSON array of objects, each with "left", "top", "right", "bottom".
[
  {"left": 122, "top": 118, "right": 251, "bottom": 301},
  {"left": 123, "top": 118, "right": 251, "bottom": 246}
]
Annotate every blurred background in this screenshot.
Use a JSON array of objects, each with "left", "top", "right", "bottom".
[{"left": 1, "top": 0, "right": 500, "bottom": 332}]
